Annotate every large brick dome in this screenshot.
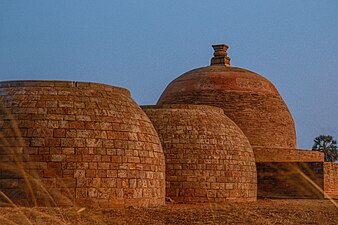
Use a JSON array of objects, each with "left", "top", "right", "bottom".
[
  {"left": 142, "top": 104, "right": 257, "bottom": 203},
  {"left": 0, "top": 80, "right": 165, "bottom": 208},
  {"left": 158, "top": 44, "right": 296, "bottom": 150}
]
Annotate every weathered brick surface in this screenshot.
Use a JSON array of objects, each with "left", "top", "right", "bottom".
[
  {"left": 253, "top": 147, "right": 324, "bottom": 162},
  {"left": 0, "top": 80, "right": 165, "bottom": 207},
  {"left": 324, "top": 162, "right": 338, "bottom": 199},
  {"left": 257, "top": 162, "right": 324, "bottom": 199},
  {"left": 157, "top": 65, "right": 297, "bottom": 151},
  {"left": 142, "top": 104, "right": 257, "bottom": 203}
]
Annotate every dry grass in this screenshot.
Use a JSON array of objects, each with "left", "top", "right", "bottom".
[{"left": 0, "top": 199, "right": 337, "bottom": 225}]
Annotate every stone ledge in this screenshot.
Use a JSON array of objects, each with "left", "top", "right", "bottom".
[
  {"left": 254, "top": 147, "right": 324, "bottom": 162},
  {"left": 0, "top": 80, "right": 130, "bottom": 97}
]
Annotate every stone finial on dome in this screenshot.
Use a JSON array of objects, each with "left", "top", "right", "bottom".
[{"left": 211, "top": 44, "right": 231, "bottom": 67}]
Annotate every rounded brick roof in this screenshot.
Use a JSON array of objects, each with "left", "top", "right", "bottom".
[
  {"left": 158, "top": 66, "right": 279, "bottom": 96},
  {"left": 157, "top": 46, "right": 296, "bottom": 150},
  {"left": 0, "top": 80, "right": 165, "bottom": 208},
  {"left": 143, "top": 104, "right": 257, "bottom": 203}
]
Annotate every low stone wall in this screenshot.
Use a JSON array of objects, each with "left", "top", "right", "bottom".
[
  {"left": 253, "top": 147, "right": 324, "bottom": 162},
  {"left": 324, "top": 162, "right": 338, "bottom": 199},
  {"left": 257, "top": 162, "right": 324, "bottom": 199},
  {"left": 254, "top": 148, "right": 325, "bottom": 198}
]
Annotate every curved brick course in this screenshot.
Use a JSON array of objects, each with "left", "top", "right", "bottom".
[
  {"left": 142, "top": 104, "right": 257, "bottom": 203},
  {"left": 157, "top": 65, "right": 296, "bottom": 150},
  {"left": 0, "top": 80, "right": 165, "bottom": 207}
]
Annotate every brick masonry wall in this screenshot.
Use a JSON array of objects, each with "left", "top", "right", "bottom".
[
  {"left": 157, "top": 65, "right": 297, "bottom": 151},
  {"left": 253, "top": 147, "right": 324, "bottom": 162},
  {"left": 142, "top": 104, "right": 257, "bottom": 203},
  {"left": 324, "top": 162, "right": 338, "bottom": 199},
  {"left": 257, "top": 162, "right": 324, "bottom": 199},
  {"left": 0, "top": 80, "right": 165, "bottom": 207}
]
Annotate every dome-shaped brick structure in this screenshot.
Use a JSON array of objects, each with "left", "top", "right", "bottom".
[
  {"left": 158, "top": 44, "right": 296, "bottom": 150},
  {"left": 0, "top": 80, "right": 165, "bottom": 208},
  {"left": 142, "top": 104, "right": 257, "bottom": 203}
]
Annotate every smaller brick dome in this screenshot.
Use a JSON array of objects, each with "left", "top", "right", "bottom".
[
  {"left": 0, "top": 80, "right": 165, "bottom": 208},
  {"left": 157, "top": 44, "right": 296, "bottom": 150},
  {"left": 142, "top": 104, "right": 257, "bottom": 203}
]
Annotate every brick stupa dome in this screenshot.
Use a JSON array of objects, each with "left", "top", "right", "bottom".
[
  {"left": 0, "top": 80, "right": 165, "bottom": 208},
  {"left": 142, "top": 104, "right": 257, "bottom": 203},
  {"left": 158, "top": 44, "right": 296, "bottom": 150}
]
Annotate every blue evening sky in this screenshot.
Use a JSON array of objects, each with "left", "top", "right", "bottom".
[{"left": 1, "top": 0, "right": 337, "bottom": 149}]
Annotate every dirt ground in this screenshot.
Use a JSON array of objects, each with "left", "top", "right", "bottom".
[{"left": 0, "top": 199, "right": 337, "bottom": 225}]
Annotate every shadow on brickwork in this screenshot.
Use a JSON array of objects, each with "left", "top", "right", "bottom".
[{"left": 257, "top": 162, "right": 324, "bottom": 199}]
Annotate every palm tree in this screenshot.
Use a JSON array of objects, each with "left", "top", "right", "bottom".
[{"left": 312, "top": 135, "right": 338, "bottom": 162}]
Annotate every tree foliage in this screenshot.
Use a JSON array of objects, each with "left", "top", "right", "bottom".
[{"left": 312, "top": 135, "right": 338, "bottom": 162}]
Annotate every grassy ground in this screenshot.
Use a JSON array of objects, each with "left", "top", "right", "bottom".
[{"left": 0, "top": 199, "right": 337, "bottom": 225}]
